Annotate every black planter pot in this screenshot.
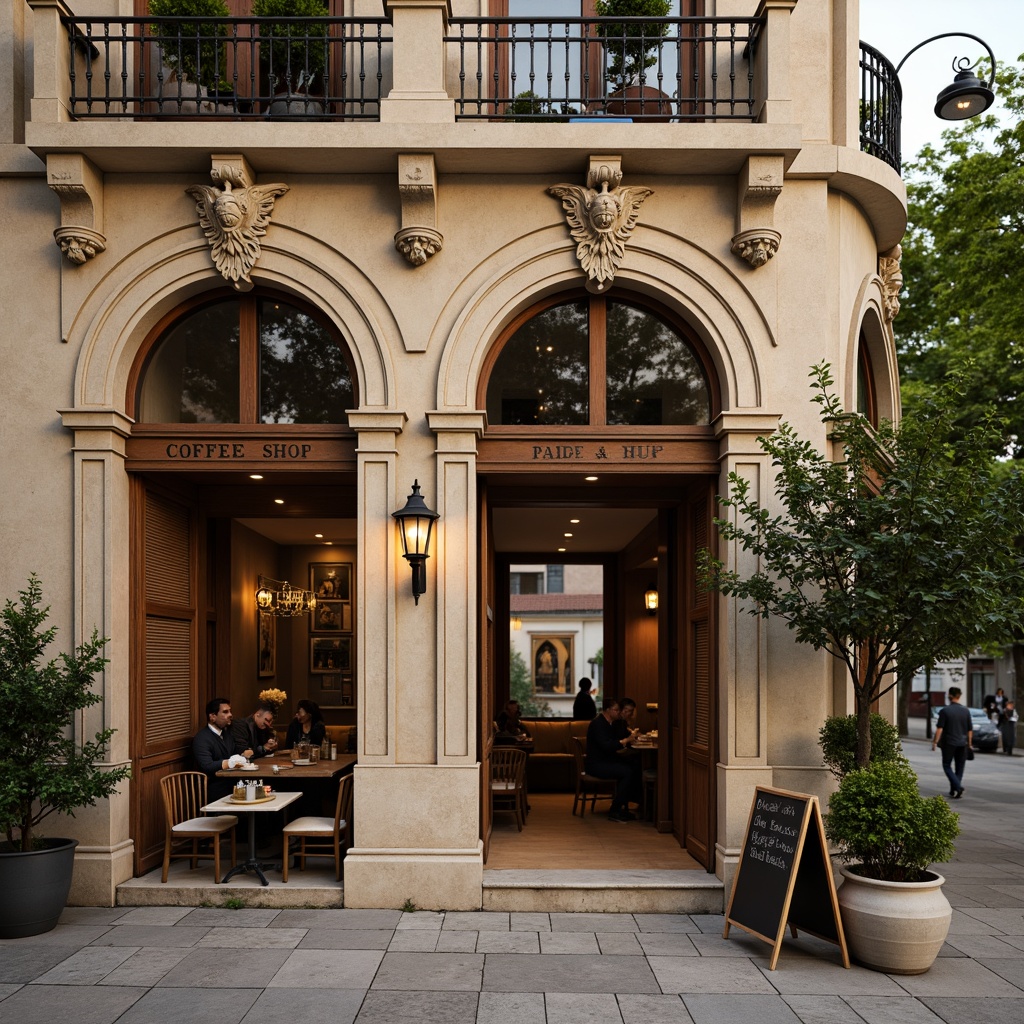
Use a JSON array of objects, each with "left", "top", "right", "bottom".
[{"left": 0, "top": 838, "right": 78, "bottom": 939}]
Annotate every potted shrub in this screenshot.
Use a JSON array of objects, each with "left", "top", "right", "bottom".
[
  {"left": 594, "top": 0, "right": 673, "bottom": 119},
  {"left": 825, "top": 759, "right": 960, "bottom": 974},
  {"left": 0, "top": 576, "right": 131, "bottom": 938},
  {"left": 149, "top": 0, "right": 231, "bottom": 111},
  {"left": 252, "top": 0, "right": 330, "bottom": 117},
  {"left": 819, "top": 712, "right": 905, "bottom": 779}
]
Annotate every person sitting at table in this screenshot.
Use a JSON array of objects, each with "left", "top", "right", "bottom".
[
  {"left": 285, "top": 699, "right": 327, "bottom": 749},
  {"left": 586, "top": 698, "right": 642, "bottom": 823},
  {"left": 232, "top": 700, "right": 279, "bottom": 760},
  {"left": 612, "top": 696, "right": 642, "bottom": 749},
  {"left": 496, "top": 699, "right": 531, "bottom": 741},
  {"left": 193, "top": 696, "right": 245, "bottom": 800}
]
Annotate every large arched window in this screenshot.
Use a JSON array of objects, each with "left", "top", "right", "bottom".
[
  {"left": 137, "top": 293, "right": 354, "bottom": 424},
  {"left": 483, "top": 294, "right": 712, "bottom": 426}
]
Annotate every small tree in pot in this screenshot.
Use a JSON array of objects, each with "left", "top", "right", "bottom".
[
  {"left": 0, "top": 576, "right": 131, "bottom": 937},
  {"left": 149, "top": 0, "right": 231, "bottom": 91},
  {"left": 252, "top": 0, "right": 330, "bottom": 104}
]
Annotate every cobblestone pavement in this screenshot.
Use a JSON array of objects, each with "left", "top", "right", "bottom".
[{"left": 1, "top": 732, "right": 1021, "bottom": 1024}]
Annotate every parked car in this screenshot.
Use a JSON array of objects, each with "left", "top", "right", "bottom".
[{"left": 930, "top": 706, "right": 1000, "bottom": 752}]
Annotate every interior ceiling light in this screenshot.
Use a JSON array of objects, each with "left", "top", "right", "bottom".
[
  {"left": 585, "top": 475, "right": 598, "bottom": 482},
  {"left": 570, "top": 518, "right": 580, "bottom": 524},
  {"left": 274, "top": 498, "right": 284, "bottom": 505},
  {"left": 255, "top": 574, "right": 316, "bottom": 617},
  {"left": 558, "top": 547, "right": 566, "bottom": 552},
  {"left": 249, "top": 474, "right": 264, "bottom": 480},
  {"left": 315, "top": 533, "right": 324, "bottom": 538},
  {"left": 564, "top": 532, "right": 573, "bottom": 538}
]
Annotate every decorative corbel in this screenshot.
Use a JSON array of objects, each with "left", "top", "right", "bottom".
[
  {"left": 395, "top": 154, "right": 443, "bottom": 266},
  {"left": 730, "top": 155, "right": 783, "bottom": 268},
  {"left": 47, "top": 154, "right": 106, "bottom": 265},
  {"left": 548, "top": 155, "right": 653, "bottom": 293},
  {"left": 878, "top": 244, "right": 904, "bottom": 321},
  {"left": 185, "top": 153, "right": 289, "bottom": 291}
]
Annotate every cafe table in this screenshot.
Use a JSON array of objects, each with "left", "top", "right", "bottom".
[
  {"left": 630, "top": 739, "right": 658, "bottom": 821},
  {"left": 217, "top": 752, "right": 356, "bottom": 780},
  {"left": 201, "top": 789, "right": 300, "bottom": 886}
]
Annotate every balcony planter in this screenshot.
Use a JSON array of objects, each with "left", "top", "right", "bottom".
[
  {"left": 252, "top": 0, "right": 329, "bottom": 119},
  {"left": 605, "top": 84, "right": 673, "bottom": 122},
  {"left": 148, "top": 0, "right": 230, "bottom": 113},
  {"left": 594, "top": 0, "right": 672, "bottom": 119},
  {"left": 0, "top": 839, "right": 78, "bottom": 939}
]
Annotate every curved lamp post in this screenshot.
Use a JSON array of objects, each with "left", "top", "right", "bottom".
[
  {"left": 895, "top": 32, "right": 996, "bottom": 120},
  {"left": 392, "top": 480, "right": 439, "bottom": 605}
]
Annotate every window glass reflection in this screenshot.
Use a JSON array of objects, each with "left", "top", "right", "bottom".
[
  {"left": 486, "top": 301, "right": 589, "bottom": 425},
  {"left": 139, "top": 304, "right": 240, "bottom": 423},
  {"left": 259, "top": 301, "right": 353, "bottom": 424},
  {"left": 605, "top": 302, "right": 710, "bottom": 426}
]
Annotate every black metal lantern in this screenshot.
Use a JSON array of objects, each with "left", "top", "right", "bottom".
[
  {"left": 894, "top": 33, "right": 996, "bottom": 122},
  {"left": 392, "top": 480, "right": 439, "bottom": 604}
]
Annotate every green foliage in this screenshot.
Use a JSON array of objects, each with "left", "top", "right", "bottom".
[
  {"left": 252, "top": 0, "right": 330, "bottom": 88},
  {"left": 825, "top": 760, "right": 959, "bottom": 882},
  {"left": 898, "top": 58, "right": 1024, "bottom": 463},
  {"left": 401, "top": 897, "right": 417, "bottom": 912},
  {"left": 222, "top": 896, "right": 245, "bottom": 909},
  {"left": 700, "top": 364, "right": 1024, "bottom": 767},
  {"left": 594, "top": 0, "right": 672, "bottom": 90},
  {"left": 818, "top": 714, "right": 906, "bottom": 779},
  {"left": 0, "top": 577, "right": 131, "bottom": 852},
  {"left": 149, "top": 0, "right": 231, "bottom": 90},
  {"left": 507, "top": 91, "right": 571, "bottom": 123},
  {"left": 509, "top": 646, "right": 551, "bottom": 718}
]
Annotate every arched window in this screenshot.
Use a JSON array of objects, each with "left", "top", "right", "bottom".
[
  {"left": 857, "top": 331, "right": 878, "bottom": 428},
  {"left": 484, "top": 294, "right": 712, "bottom": 426},
  {"left": 137, "top": 294, "right": 354, "bottom": 424}
]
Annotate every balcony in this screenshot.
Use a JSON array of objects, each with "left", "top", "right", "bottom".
[{"left": 858, "top": 41, "right": 902, "bottom": 173}]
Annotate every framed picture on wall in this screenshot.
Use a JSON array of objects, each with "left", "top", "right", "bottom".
[
  {"left": 311, "top": 673, "right": 353, "bottom": 710},
  {"left": 312, "top": 599, "right": 351, "bottom": 632},
  {"left": 258, "top": 609, "right": 276, "bottom": 678},
  {"left": 311, "top": 562, "right": 351, "bottom": 602},
  {"left": 311, "top": 636, "right": 352, "bottom": 674},
  {"left": 530, "top": 634, "right": 574, "bottom": 695}
]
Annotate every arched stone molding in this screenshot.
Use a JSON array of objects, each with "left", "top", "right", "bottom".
[
  {"left": 847, "top": 273, "right": 900, "bottom": 425},
  {"left": 66, "top": 224, "right": 401, "bottom": 414},
  {"left": 431, "top": 224, "right": 774, "bottom": 415}
]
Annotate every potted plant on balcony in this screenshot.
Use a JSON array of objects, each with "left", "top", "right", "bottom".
[
  {"left": 149, "top": 0, "right": 231, "bottom": 112},
  {"left": 252, "top": 0, "right": 330, "bottom": 118},
  {"left": 594, "top": 0, "right": 673, "bottom": 120},
  {"left": 0, "top": 576, "right": 131, "bottom": 938},
  {"left": 825, "top": 759, "right": 960, "bottom": 974}
]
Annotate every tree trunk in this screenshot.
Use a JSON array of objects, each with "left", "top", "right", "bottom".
[
  {"left": 896, "top": 666, "right": 912, "bottom": 737},
  {"left": 855, "top": 695, "right": 873, "bottom": 768}
]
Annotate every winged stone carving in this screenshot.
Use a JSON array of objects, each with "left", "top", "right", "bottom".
[
  {"left": 548, "top": 165, "right": 653, "bottom": 293},
  {"left": 185, "top": 167, "right": 290, "bottom": 291}
]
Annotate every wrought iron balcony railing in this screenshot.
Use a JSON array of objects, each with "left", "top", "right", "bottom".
[
  {"left": 63, "top": 16, "right": 391, "bottom": 120},
  {"left": 445, "top": 15, "right": 765, "bottom": 122},
  {"left": 859, "top": 41, "right": 902, "bottom": 173}
]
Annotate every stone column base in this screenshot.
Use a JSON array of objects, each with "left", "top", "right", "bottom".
[
  {"left": 69, "top": 840, "right": 134, "bottom": 907},
  {"left": 344, "top": 844, "right": 484, "bottom": 910}
]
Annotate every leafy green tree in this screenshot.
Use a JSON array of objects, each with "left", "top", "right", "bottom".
[
  {"left": 700, "top": 364, "right": 1024, "bottom": 769},
  {"left": 897, "top": 59, "right": 1024, "bottom": 462},
  {"left": 509, "top": 646, "right": 551, "bottom": 718},
  {"left": 0, "top": 577, "right": 131, "bottom": 851}
]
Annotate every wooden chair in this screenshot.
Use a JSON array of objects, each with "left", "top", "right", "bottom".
[
  {"left": 570, "top": 736, "right": 616, "bottom": 817},
  {"left": 160, "top": 771, "right": 238, "bottom": 883},
  {"left": 282, "top": 772, "right": 353, "bottom": 881},
  {"left": 490, "top": 747, "right": 527, "bottom": 831}
]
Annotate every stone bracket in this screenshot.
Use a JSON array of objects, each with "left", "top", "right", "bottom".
[
  {"left": 47, "top": 153, "right": 105, "bottom": 264},
  {"left": 395, "top": 154, "right": 443, "bottom": 266},
  {"left": 878, "top": 244, "right": 903, "bottom": 322},
  {"left": 730, "top": 155, "right": 784, "bottom": 268}
]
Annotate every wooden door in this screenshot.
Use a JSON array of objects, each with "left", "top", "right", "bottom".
[
  {"left": 478, "top": 482, "right": 495, "bottom": 861},
  {"left": 130, "top": 479, "right": 200, "bottom": 875}
]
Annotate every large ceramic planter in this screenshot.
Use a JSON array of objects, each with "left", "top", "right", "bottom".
[
  {"left": 0, "top": 838, "right": 78, "bottom": 939},
  {"left": 605, "top": 85, "right": 673, "bottom": 122},
  {"left": 838, "top": 864, "right": 952, "bottom": 974}
]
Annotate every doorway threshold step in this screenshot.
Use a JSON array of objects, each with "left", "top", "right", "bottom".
[
  {"left": 116, "top": 867, "right": 344, "bottom": 909},
  {"left": 482, "top": 868, "right": 723, "bottom": 914}
]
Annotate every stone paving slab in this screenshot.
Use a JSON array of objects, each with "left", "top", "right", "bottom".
[
  {"left": 239, "top": 986, "right": 365, "bottom": 1024},
  {"left": 0, "top": 983, "right": 146, "bottom": 1024},
  {"left": 917, "top": 997, "right": 1024, "bottom": 1024},
  {"left": 354, "top": 990, "right": 478, "bottom": 1024},
  {"left": 544, "top": 991, "right": 623, "bottom": 1024},
  {"left": 372, "top": 951, "right": 484, "bottom": 991},
  {"left": 682, "top": 993, "right": 802, "bottom": 1024},
  {"left": 95, "top": 947, "right": 191, "bottom": 987},
  {"left": 269, "top": 948, "right": 385, "bottom": 988},
  {"left": 617, "top": 993, "right": 694, "bottom": 1023},
  {"left": 780, "top": 995, "right": 866, "bottom": 1024},
  {"left": 29, "top": 945, "right": 137, "bottom": 985},
  {"left": 838, "top": 995, "right": 947, "bottom": 1024},
  {"left": 116, "top": 986, "right": 259, "bottom": 1024},
  {"left": 88, "top": 925, "right": 210, "bottom": 947},
  {"left": 648, "top": 955, "right": 777, "bottom": 994},
  {"left": 482, "top": 953, "right": 660, "bottom": 994},
  {"left": 297, "top": 928, "right": 394, "bottom": 950}
]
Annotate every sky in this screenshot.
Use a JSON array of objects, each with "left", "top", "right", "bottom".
[{"left": 858, "top": 0, "right": 1023, "bottom": 163}]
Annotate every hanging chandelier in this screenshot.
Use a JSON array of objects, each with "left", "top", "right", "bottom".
[{"left": 255, "top": 574, "right": 317, "bottom": 617}]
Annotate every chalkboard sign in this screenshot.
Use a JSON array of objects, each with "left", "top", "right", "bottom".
[{"left": 724, "top": 786, "right": 848, "bottom": 970}]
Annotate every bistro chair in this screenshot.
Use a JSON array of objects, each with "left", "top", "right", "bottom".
[
  {"left": 160, "top": 771, "right": 238, "bottom": 883},
  {"left": 490, "top": 746, "right": 527, "bottom": 831},
  {"left": 282, "top": 772, "right": 353, "bottom": 881},
  {"left": 570, "top": 736, "right": 615, "bottom": 817}
]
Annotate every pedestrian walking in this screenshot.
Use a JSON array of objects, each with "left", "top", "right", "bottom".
[
  {"left": 999, "top": 700, "right": 1018, "bottom": 756},
  {"left": 932, "top": 686, "right": 973, "bottom": 798}
]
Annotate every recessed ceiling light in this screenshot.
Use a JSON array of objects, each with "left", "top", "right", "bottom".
[
  {"left": 570, "top": 518, "right": 580, "bottom": 524},
  {"left": 315, "top": 533, "right": 324, "bottom": 539},
  {"left": 249, "top": 474, "right": 263, "bottom": 480},
  {"left": 558, "top": 547, "right": 566, "bottom": 552},
  {"left": 274, "top": 498, "right": 284, "bottom": 505},
  {"left": 564, "top": 533, "right": 574, "bottom": 538},
  {"left": 585, "top": 475, "right": 598, "bottom": 482},
  {"left": 325, "top": 541, "right": 333, "bottom": 546}
]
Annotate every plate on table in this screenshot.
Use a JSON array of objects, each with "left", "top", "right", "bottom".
[{"left": 291, "top": 759, "right": 311, "bottom": 766}]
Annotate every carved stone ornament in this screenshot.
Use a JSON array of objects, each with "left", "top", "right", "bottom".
[
  {"left": 548, "top": 162, "right": 653, "bottom": 293},
  {"left": 730, "top": 228, "right": 781, "bottom": 269},
  {"left": 878, "top": 244, "right": 904, "bottom": 322},
  {"left": 395, "top": 227, "right": 443, "bottom": 267},
  {"left": 185, "top": 164, "right": 289, "bottom": 291},
  {"left": 54, "top": 227, "right": 106, "bottom": 265}
]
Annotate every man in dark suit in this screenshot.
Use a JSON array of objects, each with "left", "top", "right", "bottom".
[
  {"left": 586, "top": 698, "right": 641, "bottom": 822},
  {"left": 192, "top": 696, "right": 239, "bottom": 800},
  {"left": 231, "top": 700, "right": 279, "bottom": 760}
]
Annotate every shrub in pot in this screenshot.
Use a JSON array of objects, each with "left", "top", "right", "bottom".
[
  {"left": 149, "top": 0, "right": 231, "bottom": 92},
  {"left": 0, "top": 576, "right": 131, "bottom": 938},
  {"left": 819, "top": 712, "right": 905, "bottom": 779},
  {"left": 594, "top": 0, "right": 672, "bottom": 118},
  {"left": 825, "top": 759, "right": 960, "bottom": 973},
  {"left": 252, "top": 0, "right": 330, "bottom": 111}
]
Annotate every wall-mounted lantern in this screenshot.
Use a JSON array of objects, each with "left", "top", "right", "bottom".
[
  {"left": 644, "top": 588, "right": 659, "bottom": 614},
  {"left": 392, "top": 480, "right": 440, "bottom": 605}
]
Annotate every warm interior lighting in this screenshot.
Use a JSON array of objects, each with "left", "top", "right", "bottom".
[
  {"left": 255, "top": 574, "right": 317, "bottom": 617},
  {"left": 585, "top": 475, "right": 598, "bottom": 482},
  {"left": 644, "top": 588, "right": 659, "bottom": 614},
  {"left": 510, "top": 615, "right": 522, "bottom": 631},
  {"left": 249, "top": 474, "right": 264, "bottom": 480},
  {"left": 392, "top": 480, "right": 439, "bottom": 605},
  {"left": 274, "top": 498, "right": 284, "bottom": 505}
]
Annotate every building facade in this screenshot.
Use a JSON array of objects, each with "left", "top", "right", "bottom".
[{"left": 0, "top": 0, "right": 906, "bottom": 908}]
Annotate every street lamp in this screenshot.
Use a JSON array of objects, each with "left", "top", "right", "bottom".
[
  {"left": 392, "top": 480, "right": 439, "bottom": 605},
  {"left": 895, "top": 32, "right": 996, "bottom": 121}
]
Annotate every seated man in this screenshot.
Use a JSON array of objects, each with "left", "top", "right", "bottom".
[
  {"left": 232, "top": 700, "right": 279, "bottom": 760},
  {"left": 496, "top": 699, "right": 531, "bottom": 740},
  {"left": 193, "top": 696, "right": 245, "bottom": 801},
  {"left": 586, "top": 698, "right": 642, "bottom": 822}
]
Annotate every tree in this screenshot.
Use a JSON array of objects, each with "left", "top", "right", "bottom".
[
  {"left": 699, "top": 364, "right": 1024, "bottom": 769},
  {"left": 509, "top": 646, "right": 551, "bottom": 718},
  {"left": 897, "top": 59, "right": 1024, "bottom": 462}
]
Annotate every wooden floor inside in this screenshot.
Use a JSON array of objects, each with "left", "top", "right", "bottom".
[{"left": 485, "top": 792, "right": 702, "bottom": 870}]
